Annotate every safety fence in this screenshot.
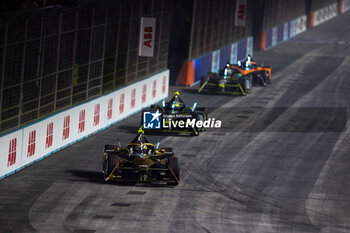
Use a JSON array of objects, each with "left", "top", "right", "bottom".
[
  {"left": 0, "top": 0, "right": 171, "bottom": 135},
  {"left": 0, "top": 70, "right": 169, "bottom": 179},
  {"left": 188, "top": 0, "right": 253, "bottom": 60}
]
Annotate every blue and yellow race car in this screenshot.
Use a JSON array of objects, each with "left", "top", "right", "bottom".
[{"left": 141, "top": 91, "right": 207, "bottom": 136}]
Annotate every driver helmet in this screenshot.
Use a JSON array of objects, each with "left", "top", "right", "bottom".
[{"left": 172, "top": 91, "right": 181, "bottom": 109}]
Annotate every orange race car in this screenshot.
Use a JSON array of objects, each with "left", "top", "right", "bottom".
[
  {"left": 230, "top": 55, "right": 272, "bottom": 86},
  {"left": 198, "top": 55, "right": 272, "bottom": 96}
]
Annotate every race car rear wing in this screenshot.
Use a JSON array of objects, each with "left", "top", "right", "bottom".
[{"left": 104, "top": 145, "right": 119, "bottom": 153}]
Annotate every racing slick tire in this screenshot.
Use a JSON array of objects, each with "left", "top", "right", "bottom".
[
  {"left": 263, "top": 66, "right": 271, "bottom": 84},
  {"left": 103, "top": 153, "right": 118, "bottom": 181},
  {"left": 240, "top": 76, "right": 252, "bottom": 95},
  {"left": 256, "top": 73, "right": 266, "bottom": 86},
  {"left": 200, "top": 76, "right": 208, "bottom": 88},
  {"left": 262, "top": 71, "right": 271, "bottom": 84},
  {"left": 167, "top": 157, "right": 180, "bottom": 186}
]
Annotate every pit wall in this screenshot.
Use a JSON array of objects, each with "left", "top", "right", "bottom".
[
  {"left": 176, "top": 37, "right": 253, "bottom": 86},
  {"left": 260, "top": 15, "right": 307, "bottom": 50},
  {"left": 0, "top": 70, "right": 169, "bottom": 179}
]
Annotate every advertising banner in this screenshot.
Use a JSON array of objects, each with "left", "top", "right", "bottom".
[
  {"left": 0, "top": 130, "right": 23, "bottom": 178},
  {"left": 234, "top": 0, "right": 247, "bottom": 27},
  {"left": 138, "top": 17, "right": 156, "bottom": 57}
]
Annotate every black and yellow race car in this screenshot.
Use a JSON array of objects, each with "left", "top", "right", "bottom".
[
  {"left": 141, "top": 91, "right": 207, "bottom": 136},
  {"left": 103, "top": 129, "right": 180, "bottom": 185},
  {"left": 198, "top": 68, "right": 252, "bottom": 95},
  {"left": 198, "top": 55, "right": 272, "bottom": 95}
]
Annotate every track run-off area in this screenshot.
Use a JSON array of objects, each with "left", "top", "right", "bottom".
[{"left": 1, "top": 11, "right": 350, "bottom": 233}]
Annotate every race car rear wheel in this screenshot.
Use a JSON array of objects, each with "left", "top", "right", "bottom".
[
  {"left": 167, "top": 157, "right": 180, "bottom": 186},
  {"left": 256, "top": 73, "right": 266, "bottom": 86},
  {"left": 103, "top": 153, "right": 119, "bottom": 181},
  {"left": 263, "top": 71, "right": 271, "bottom": 84}
]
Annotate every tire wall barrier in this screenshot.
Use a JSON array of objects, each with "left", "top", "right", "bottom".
[
  {"left": 309, "top": 3, "right": 338, "bottom": 27},
  {"left": 0, "top": 70, "right": 169, "bottom": 180},
  {"left": 176, "top": 37, "right": 253, "bottom": 86},
  {"left": 260, "top": 15, "right": 307, "bottom": 51}
]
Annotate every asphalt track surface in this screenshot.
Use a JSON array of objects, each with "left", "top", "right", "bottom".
[{"left": 1, "top": 13, "right": 350, "bottom": 233}]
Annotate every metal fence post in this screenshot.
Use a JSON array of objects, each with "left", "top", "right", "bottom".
[
  {"left": 188, "top": 0, "right": 196, "bottom": 59},
  {"left": 71, "top": 9, "right": 79, "bottom": 105},
  {"left": 100, "top": 7, "right": 108, "bottom": 95},
  {"left": 113, "top": 4, "right": 123, "bottom": 88},
  {"left": 18, "top": 18, "right": 29, "bottom": 127},
  {"left": 53, "top": 12, "right": 63, "bottom": 112},
  {"left": 87, "top": 8, "right": 95, "bottom": 99},
  {"left": 37, "top": 14, "right": 46, "bottom": 119},
  {"left": 0, "top": 23, "right": 8, "bottom": 129}
]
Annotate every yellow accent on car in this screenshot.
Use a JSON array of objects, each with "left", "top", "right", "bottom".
[{"left": 138, "top": 126, "right": 144, "bottom": 134}]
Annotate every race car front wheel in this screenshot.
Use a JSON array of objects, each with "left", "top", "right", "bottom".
[
  {"left": 167, "top": 157, "right": 180, "bottom": 186},
  {"left": 240, "top": 77, "right": 252, "bottom": 95}
]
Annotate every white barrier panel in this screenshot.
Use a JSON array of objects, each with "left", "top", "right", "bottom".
[
  {"left": 211, "top": 50, "right": 220, "bottom": 73},
  {"left": 0, "top": 130, "right": 23, "bottom": 178},
  {"left": 21, "top": 118, "right": 59, "bottom": 166},
  {"left": 272, "top": 27, "right": 277, "bottom": 47},
  {"left": 0, "top": 69, "right": 169, "bottom": 179},
  {"left": 230, "top": 43, "right": 238, "bottom": 64},
  {"left": 283, "top": 22, "right": 289, "bottom": 41},
  {"left": 313, "top": 3, "right": 338, "bottom": 27},
  {"left": 246, "top": 37, "right": 253, "bottom": 57},
  {"left": 295, "top": 15, "right": 307, "bottom": 35},
  {"left": 341, "top": 0, "right": 350, "bottom": 13}
]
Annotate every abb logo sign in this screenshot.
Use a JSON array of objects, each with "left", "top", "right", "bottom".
[
  {"left": 7, "top": 139, "right": 17, "bottom": 167},
  {"left": 143, "top": 27, "right": 153, "bottom": 48},
  {"left": 152, "top": 80, "right": 157, "bottom": 98},
  {"left": 131, "top": 89, "right": 136, "bottom": 109},
  {"left": 235, "top": 0, "right": 247, "bottom": 27},
  {"left": 27, "top": 130, "right": 36, "bottom": 158},
  {"left": 79, "top": 110, "right": 85, "bottom": 133},
  {"left": 107, "top": 99, "right": 113, "bottom": 120},
  {"left": 46, "top": 122, "right": 53, "bottom": 148},
  {"left": 138, "top": 17, "right": 156, "bottom": 57},
  {"left": 162, "top": 76, "right": 167, "bottom": 94},
  {"left": 142, "top": 84, "right": 147, "bottom": 103},
  {"left": 94, "top": 104, "right": 100, "bottom": 126},
  {"left": 62, "top": 116, "right": 70, "bottom": 141},
  {"left": 119, "top": 93, "right": 125, "bottom": 114}
]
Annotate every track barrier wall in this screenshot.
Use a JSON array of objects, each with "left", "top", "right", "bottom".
[
  {"left": 309, "top": 3, "right": 338, "bottom": 27},
  {"left": 260, "top": 15, "right": 307, "bottom": 50},
  {"left": 176, "top": 37, "right": 253, "bottom": 86},
  {"left": 340, "top": 0, "right": 350, "bottom": 12},
  {"left": 0, "top": 70, "right": 169, "bottom": 179}
]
